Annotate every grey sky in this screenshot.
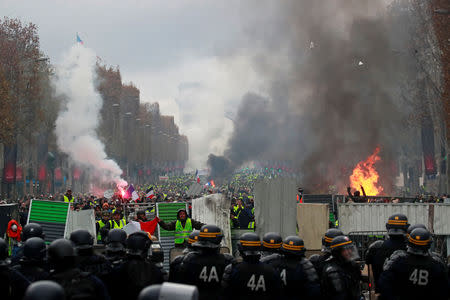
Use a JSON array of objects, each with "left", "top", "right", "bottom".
[
  {"left": 0, "top": 0, "right": 394, "bottom": 169},
  {"left": 1, "top": 0, "right": 275, "bottom": 168}
]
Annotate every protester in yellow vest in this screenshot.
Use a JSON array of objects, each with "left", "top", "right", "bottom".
[
  {"left": 105, "top": 211, "right": 126, "bottom": 230},
  {"left": 63, "top": 189, "right": 75, "bottom": 203},
  {"left": 96, "top": 211, "right": 111, "bottom": 243},
  {"left": 157, "top": 209, "right": 204, "bottom": 247}
]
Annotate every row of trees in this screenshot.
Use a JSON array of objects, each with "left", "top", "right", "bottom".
[{"left": 0, "top": 17, "right": 188, "bottom": 198}]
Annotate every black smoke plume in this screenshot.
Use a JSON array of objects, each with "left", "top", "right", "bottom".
[{"left": 209, "top": 0, "right": 413, "bottom": 193}]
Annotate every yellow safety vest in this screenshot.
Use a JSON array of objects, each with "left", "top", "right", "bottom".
[
  {"left": 109, "top": 219, "right": 126, "bottom": 229},
  {"left": 97, "top": 220, "right": 106, "bottom": 241},
  {"left": 64, "top": 195, "right": 74, "bottom": 203},
  {"left": 174, "top": 218, "right": 192, "bottom": 244}
]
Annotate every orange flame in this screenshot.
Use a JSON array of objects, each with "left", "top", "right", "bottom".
[{"left": 349, "top": 147, "right": 383, "bottom": 196}]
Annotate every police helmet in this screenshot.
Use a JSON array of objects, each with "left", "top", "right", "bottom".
[
  {"left": 187, "top": 230, "right": 200, "bottom": 247},
  {"left": 262, "top": 232, "right": 282, "bottom": 253},
  {"left": 407, "top": 228, "right": 432, "bottom": 256},
  {"left": 126, "top": 231, "right": 152, "bottom": 257},
  {"left": 0, "top": 237, "right": 8, "bottom": 262},
  {"left": 69, "top": 229, "right": 94, "bottom": 250},
  {"left": 22, "top": 223, "right": 45, "bottom": 241},
  {"left": 238, "top": 232, "right": 261, "bottom": 256},
  {"left": 106, "top": 229, "right": 127, "bottom": 253},
  {"left": 138, "top": 282, "right": 199, "bottom": 300},
  {"left": 23, "top": 280, "right": 65, "bottom": 300},
  {"left": 23, "top": 237, "right": 47, "bottom": 262},
  {"left": 281, "top": 236, "right": 306, "bottom": 256},
  {"left": 48, "top": 239, "right": 76, "bottom": 268},
  {"left": 330, "top": 236, "right": 359, "bottom": 262},
  {"left": 386, "top": 214, "right": 409, "bottom": 236},
  {"left": 406, "top": 224, "right": 427, "bottom": 239},
  {"left": 195, "top": 225, "right": 223, "bottom": 248},
  {"left": 322, "top": 228, "right": 344, "bottom": 251}
]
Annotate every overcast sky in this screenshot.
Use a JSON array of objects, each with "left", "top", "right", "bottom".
[
  {"left": 1, "top": 0, "right": 393, "bottom": 169},
  {"left": 1, "top": 0, "right": 280, "bottom": 168}
]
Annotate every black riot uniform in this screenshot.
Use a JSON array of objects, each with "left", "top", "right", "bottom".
[
  {"left": 169, "top": 229, "right": 200, "bottom": 282},
  {"left": 176, "top": 225, "right": 234, "bottom": 300},
  {"left": 309, "top": 228, "right": 343, "bottom": 280},
  {"left": 0, "top": 238, "right": 12, "bottom": 300},
  {"left": 261, "top": 236, "right": 320, "bottom": 300},
  {"left": 12, "top": 223, "right": 45, "bottom": 265},
  {"left": 365, "top": 213, "right": 409, "bottom": 291},
  {"left": 109, "top": 231, "right": 164, "bottom": 300},
  {"left": 261, "top": 232, "right": 282, "bottom": 258},
  {"left": 321, "top": 236, "right": 362, "bottom": 300},
  {"left": 104, "top": 228, "right": 127, "bottom": 263},
  {"left": 70, "top": 229, "right": 111, "bottom": 280},
  {"left": 47, "top": 238, "right": 110, "bottom": 300},
  {"left": 10, "top": 237, "right": 49, "bottom": 299},
  {"left": 222, "top": 232, "right": 281, "bottom": 300},
  {"left": 23, "top": 280, "right": 65, "bottom": 300},
  {"left": 378, "top": 228, "right": 449, "bottom": 300}
]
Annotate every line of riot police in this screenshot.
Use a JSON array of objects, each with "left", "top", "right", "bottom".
[{"left": 1, "top": 213, "right": 449, "bottom": 300}]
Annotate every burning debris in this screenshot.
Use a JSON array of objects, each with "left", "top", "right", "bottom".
[{"left": 349, "top": 147, "right": 384, "bottom": 196}]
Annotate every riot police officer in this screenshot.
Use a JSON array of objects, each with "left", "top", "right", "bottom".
[
  {"left": 366, "top": 213, "right": 409, "bottom": 292},
  {"left": 104, "top": 228, "right": 127, "bottom": 263},
  {"left": 378, "top": 228, "right": 448, "bottom": 300},
  {"left": 222, "top": 232, "right": 281, "bottom": 300},
  {"left": 321, "top": 236, "right": 362, "bottom": 300},
  {"left": 261, "top": 232, "right": 282, "bottom": 258},
  {"left": 261, "top": 236, "right": 320, "bottom": 299},
  {"left": 70, "top": 229, "right": 110, "bottom": 280},
  {"left": 169, "top": 229, "right": 200, "bottom": 282},
  {"left": 23, "top": 280, "right": 65, "bottom": 300},
  {"left": 176, "top": 225, "right": 234, "bottom": 300},
  {"left": 309, "top": 228, "right": 343, "bottom": 279},
  {"left": 0, "top": 237, "right": 12, "bottom": 299},
  {"left": 47, "top": 238, "right": 110, "bottom": 300},
  {"left": 10, "top": 237, "right": 49, "bottom": 299},
  {"left": 406, "top": 224, "right": 426, "bottom": 239},
  {"left": 12, "top": 223, "right": 45, "bottom": 265},
  {"left": 109, "top": 231, "right": 164, "bottom": 300}
]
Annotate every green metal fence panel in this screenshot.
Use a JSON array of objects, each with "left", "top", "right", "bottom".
[
  {"left": 156, "top": 202, "right": 188, "bottom": 271},
  {"left": 27, "top": 200, "right": 70, "bottom": 243},
  {"left": 157, "top": 203, "right": 188, "bottom": 238}
]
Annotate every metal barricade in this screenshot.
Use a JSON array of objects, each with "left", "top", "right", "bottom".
[{"left": 348, "top": 231, "right": 386, "bottom": 260}]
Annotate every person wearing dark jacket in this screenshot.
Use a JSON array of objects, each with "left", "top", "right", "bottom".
[
  {"left": 158, "top": 209, "right": 204, "bottom": 247},
  {"left": 10, "top": 237, "right": 49, "bottom": 299},
  {"left": 108, "top": 231, "right": 163, "bottom": 300}
]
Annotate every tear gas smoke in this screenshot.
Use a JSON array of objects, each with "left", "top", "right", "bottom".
[
  {"left": 54, "top": 44, "right": 127, "bottom": 188},
  {"left": 209, "top": 0, "right": 411, "bottom": 193}
]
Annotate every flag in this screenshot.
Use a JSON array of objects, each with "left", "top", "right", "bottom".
[
  {"left": 195, "top": 169, "right": 200, "bottom": 184},
  {"left": 126, "top": 184, "right": 139, "bottom": 201},
  {"left": 76, "top": 33, "right": 84, "bottom": 45},
  {"left": 123, "top": 218, "right": 159, "bottom": 235},
  {"left": 140, "top": 218, "right": 159, "bottom": 235},
  {"left": 146, "top": 186, "right": 155, "bottom": 199}
]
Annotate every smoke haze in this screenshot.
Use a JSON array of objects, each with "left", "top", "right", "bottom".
[
  {"left": 209, "top": 0, "right": 411, "bottom": 193},
  {"left": 54, "top": 44, "right": 126, "bottom": 188}
]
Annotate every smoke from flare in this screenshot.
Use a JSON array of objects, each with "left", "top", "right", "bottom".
[
  {"left": 54, "top": 44, "right": 127, "bottom": 188},
  {"left": 350, "top": 147, "right": 384, "bottom": 196}
]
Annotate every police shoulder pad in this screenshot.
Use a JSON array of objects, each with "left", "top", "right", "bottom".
[
  {"left": 368, "top": 240, "right": 384, "bottom": 250},
  {"left": 309, "top": 254, "right": 320, "bottom": 264},
  {"left": 383, "top": 250, "right": 407, "bottom": 271},
  {"left": 223, "top": 253, "right": 235, "bottom": 264}
]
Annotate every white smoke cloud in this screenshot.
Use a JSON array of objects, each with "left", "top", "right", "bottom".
[{"left": 54, "top": 44, "right": 127, "bottom": 187}]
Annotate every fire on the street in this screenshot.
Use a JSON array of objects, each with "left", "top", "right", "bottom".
[{"left": 349, "top": 147, "right": 384, "bottom": 196}]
